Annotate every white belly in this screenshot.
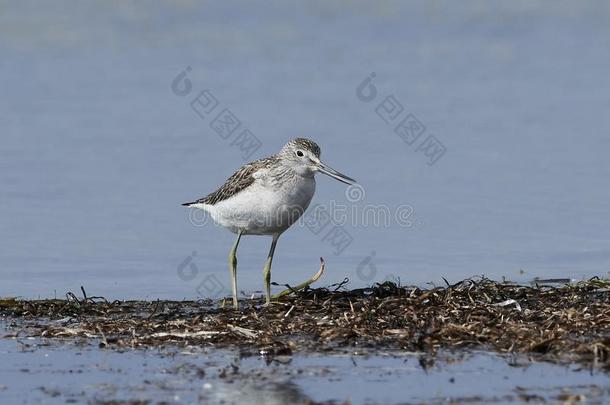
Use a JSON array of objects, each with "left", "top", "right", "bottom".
[{"left": 199, "top": 176, "right": 316, "bottom": 235}]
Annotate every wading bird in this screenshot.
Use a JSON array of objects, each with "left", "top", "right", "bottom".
[{"left": 183, "top": 138, "right": 355, "bottom": 309}]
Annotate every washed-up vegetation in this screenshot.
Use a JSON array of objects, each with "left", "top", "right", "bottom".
[{"left": 1, "top": 277, "right": 609, "bottom": 371}]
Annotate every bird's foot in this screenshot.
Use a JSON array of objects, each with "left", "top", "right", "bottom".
[
  {"left": 271, "top": 257, "right": 325, "bottom": 300},
  {"left": 220, "top": 297, "right": 240, "bottom": 310}
]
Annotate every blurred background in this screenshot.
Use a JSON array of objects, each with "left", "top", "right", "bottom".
[{"left": 2, "top": 0, "right": 610, "bottom": 299}]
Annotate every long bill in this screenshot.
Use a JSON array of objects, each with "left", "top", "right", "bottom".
[{"left": 316, "top": 161, "right": 356, "bottom": 185}]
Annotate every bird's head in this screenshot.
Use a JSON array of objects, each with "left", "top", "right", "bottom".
[{"left": 280, "top": 138, "right": 356, "bottom": 185}]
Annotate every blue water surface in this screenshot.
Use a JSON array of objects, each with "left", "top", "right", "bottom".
[{"left": 2, "top": 1, "right": 610, "bottom": 300}]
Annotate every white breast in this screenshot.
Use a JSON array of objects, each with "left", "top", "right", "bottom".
[{"left": 202, "top": 174, "right": 316, "bottom": 235}]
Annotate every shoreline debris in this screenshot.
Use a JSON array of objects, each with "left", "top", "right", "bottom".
[{"left": 1, "top": 277, "right": 608, "bottom": 371}]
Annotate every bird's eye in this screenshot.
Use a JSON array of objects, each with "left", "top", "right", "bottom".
[{"left": 296, "top": 150, "right": 304, "bottom": 157}]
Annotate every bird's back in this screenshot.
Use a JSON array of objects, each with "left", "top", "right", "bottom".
[{"left": 182, "top": 156, "right": 278, "bottom": 207}]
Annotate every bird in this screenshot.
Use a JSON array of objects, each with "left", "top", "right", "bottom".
[{"left": 182, "top": 138, "right": 355, "bottom": 309}]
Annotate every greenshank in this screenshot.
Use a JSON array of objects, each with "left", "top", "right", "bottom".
[{"left": 183, "top": 138, "right": 355, "bottom": 309}]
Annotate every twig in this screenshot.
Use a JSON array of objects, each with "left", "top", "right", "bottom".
[{"left": 272, "top": 257, "right": 325, "bottom": 299}]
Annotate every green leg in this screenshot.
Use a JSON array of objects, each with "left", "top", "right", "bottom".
[
  {"left": 262, "top": 234, "right": 280, "bottom": 305},
  {"left": 228, "top": 231, "right": 243, "bottom": 310}
]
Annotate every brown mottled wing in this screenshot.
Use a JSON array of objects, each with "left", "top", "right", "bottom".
[{"left": 182, "top": 157, "right": 274, "bottom": 206}]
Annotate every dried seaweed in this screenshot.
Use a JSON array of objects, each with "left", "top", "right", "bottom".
[{"left": 1, "top": 277, "right": 609, "bottom": 371}]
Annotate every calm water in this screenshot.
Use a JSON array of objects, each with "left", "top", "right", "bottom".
[
  {"left": 0, "top": 335, "right": 608, "bottom": 404},
  {"left": 2, "top": 1, "right": 610, "bottom": 300}
]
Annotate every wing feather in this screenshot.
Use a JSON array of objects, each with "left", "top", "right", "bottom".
[{"left": 182, "top": 157, "right": 275, "bottom": 206}]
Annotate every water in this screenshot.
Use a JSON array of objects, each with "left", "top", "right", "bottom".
[
  {"left": 2, "top": 1, "right": 610, "bottom": 300},
  {"left": 1, "top": 337, "right": 608, "bottom": 404}
]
